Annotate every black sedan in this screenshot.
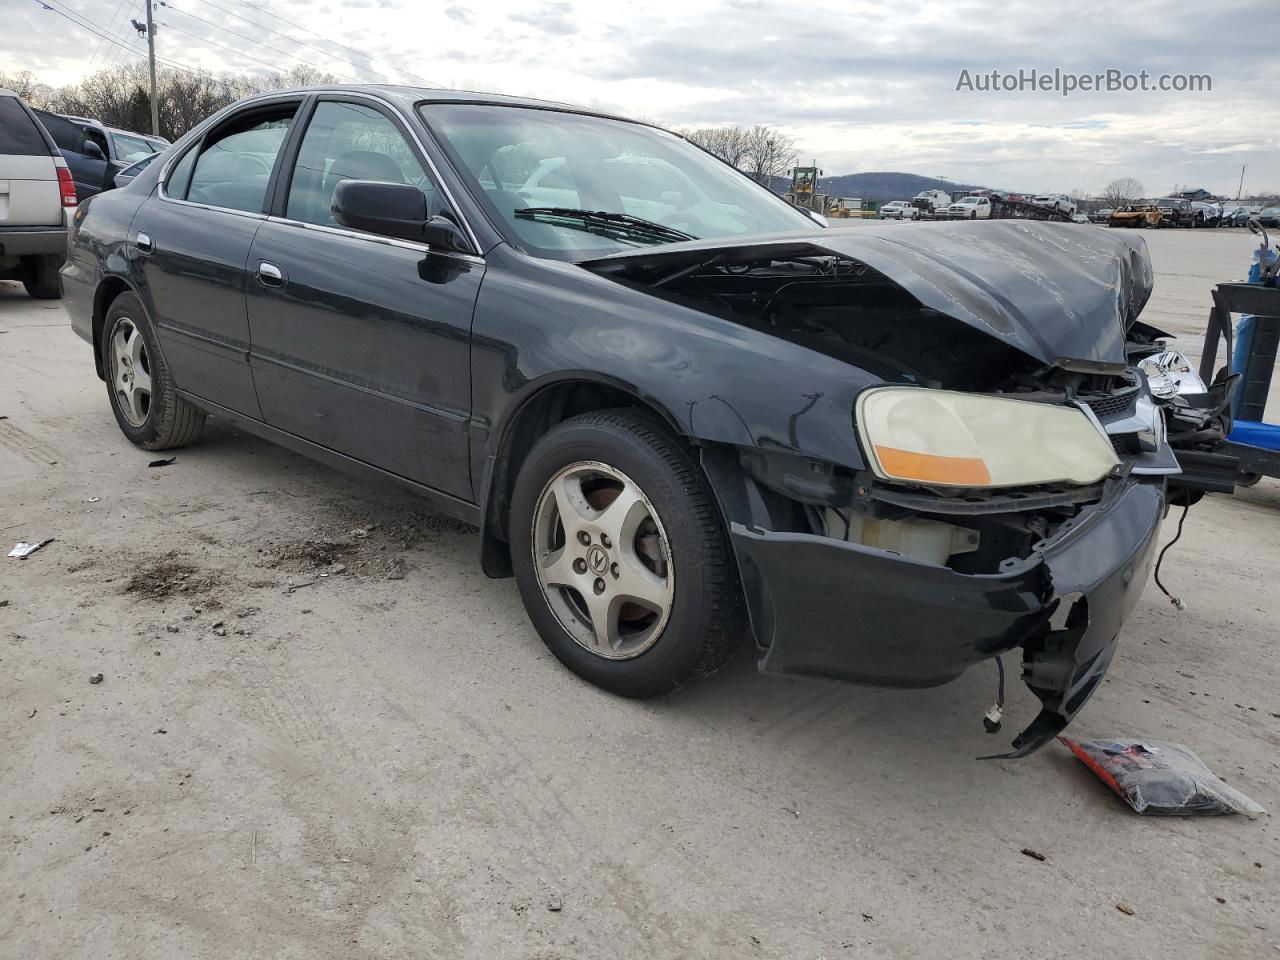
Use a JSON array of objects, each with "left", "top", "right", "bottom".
[{"left": 62, "top": 86, "right": 1178, "bottom": 756}]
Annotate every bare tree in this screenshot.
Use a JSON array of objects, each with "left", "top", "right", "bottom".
[
  {"left": 742, "top": 125, "right": 796, "bottom": 186},
  {"left": 0, "top": 70, "right": 51, "bottom": 102},
  {"left": 1102, "top": 177, "right": 1144, "bottom": 208},
  {"left": 679, "top": 126, "right": 754, "bottom": 169},
  {"left": 676, "top": 124, "right": 796, "bottom": 185},
  {"left": 10, "top": 63, "right": 342, "bottom": 141}
]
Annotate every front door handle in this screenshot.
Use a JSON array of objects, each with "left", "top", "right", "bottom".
[
  {"left": 257, "top": 261, "right": 284, "bottom": 287},
  {"left": 135, "top": 232, "right": 153, "bottom": 254}
]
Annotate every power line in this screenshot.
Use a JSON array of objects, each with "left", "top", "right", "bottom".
[
  {"left": 227, "top": 0, "right": 438, "bottom": 86},
  {"left": 91, "top": 0, "right": 130, "bottom": 65},
  {"left": 34, "top": 0, "right": 205, "bottom": 76},
  {"left": 158, "top": 3, "right": 363, "bottom": 82},
  {"left": 183, "top": 0, "right": 389, "bottom": 81},
  {"left": 156, "top": 17, "right": 334, "bottom": 77}
]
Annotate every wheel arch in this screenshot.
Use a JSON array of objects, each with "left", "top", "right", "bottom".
[
  {"left": 478, "top": 374, "right": 685, "bottom": 578},
  {"left": 91, "top": 274, "right": 137, "bottom": 379}
]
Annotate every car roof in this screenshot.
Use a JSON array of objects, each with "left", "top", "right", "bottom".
[
  {"left": 0, "top": 88, "right": 19, "bottom": 98},
  {"left": 235, "top": 83, "right": 634, "bottom": 123}
]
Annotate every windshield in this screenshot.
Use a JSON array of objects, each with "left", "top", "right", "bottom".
[
  {"left": 112, "top": 132, "right": 157, "bottom": 164},
  {"left": 419, "top": 103, "right": 814, "bottom": 260}
]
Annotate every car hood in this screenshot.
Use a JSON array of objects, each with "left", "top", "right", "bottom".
[{"left": 582, "top": 220, "right": 1152, "bottom": 370}]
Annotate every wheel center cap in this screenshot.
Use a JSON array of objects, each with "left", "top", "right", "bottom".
[{"left": 586, "top": 544, "right": 609, "bottom": 575}]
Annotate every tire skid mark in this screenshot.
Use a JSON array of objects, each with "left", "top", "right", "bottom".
[{"left": 0, "top": 419, "right": 61, "bottom": 466}]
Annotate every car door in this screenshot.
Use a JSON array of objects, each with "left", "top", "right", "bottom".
[
  {"left": 245, "top": 95, "right": 482, "bottom": 499},
  {"left": 31, "top": 110, "right": 100, "bottom": 200},
  {"left": 133, "top": 97, "right": 303, "bottom": 419}
]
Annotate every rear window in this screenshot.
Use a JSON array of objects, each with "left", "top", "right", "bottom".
[{"left": 0, "top": 96, "right": 51, "bottom": 156}]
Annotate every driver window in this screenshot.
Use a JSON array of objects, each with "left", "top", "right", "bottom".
[
  {"left": 185, "top": 106, "right": 297, "bottom": 213},
  {"left": 286, "top": 101, "right": 435, "bottom": 228}
]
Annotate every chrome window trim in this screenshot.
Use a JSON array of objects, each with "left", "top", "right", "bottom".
[
  {"left": 156, "top": 195, "right": 268, "bottom": 222},
  {"left": 263, "top": 215, "right": 485, "bottom": 265},
  {"left": 158, "top": 89, "right": 483, "bottom": 256}
]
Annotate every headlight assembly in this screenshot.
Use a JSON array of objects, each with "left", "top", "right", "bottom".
[{"left": 855, "top": 387, "right": 1120, "bottom": 489}]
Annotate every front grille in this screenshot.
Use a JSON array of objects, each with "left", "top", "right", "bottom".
[{"left": 1082, "top": 388, "right": 1138, "bottom": 420}]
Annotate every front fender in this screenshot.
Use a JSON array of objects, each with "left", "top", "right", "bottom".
[{"left": 471, "top": 245, "right": 876, "bottom": 468}]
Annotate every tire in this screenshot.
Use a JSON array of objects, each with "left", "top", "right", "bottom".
[
  {"left": 509, "top": 408, "right": 741, "bottom": 698},
  {"left": 22, "top": 255, "right": 62, "bottom": 299},
  {"left": 100, "top": 291, "right": 206, "bottom": 450}
]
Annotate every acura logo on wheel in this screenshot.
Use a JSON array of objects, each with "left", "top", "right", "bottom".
[{"left": 587, "top": 544, "right": 609, "bottom": 574}]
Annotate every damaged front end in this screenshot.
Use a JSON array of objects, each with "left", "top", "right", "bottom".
[{"left": 584, "top": 221, "right": 1176, "bottom": 757}]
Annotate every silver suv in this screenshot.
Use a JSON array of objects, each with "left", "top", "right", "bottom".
[{"left": 1, "top": 88, "right": 75, "bottom": 298}]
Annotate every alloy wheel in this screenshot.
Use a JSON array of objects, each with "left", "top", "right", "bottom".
[
  {"left": 530, "top": 460, "right": 674, "bottom": 660},
  {"left": 107, "top": 317, "right": 152, "bottom": 428}
]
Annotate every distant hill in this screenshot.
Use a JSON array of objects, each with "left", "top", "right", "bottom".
[{"left": 812, "top": 172, "right": 997, "bottom": 203}]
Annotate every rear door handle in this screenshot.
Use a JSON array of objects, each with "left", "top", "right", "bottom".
[
  {"left": 257, "top": 261, "right": 284, "bottom": 287},
  {"left": 135, "top": 232, "right": 153, "bottom": 254}
]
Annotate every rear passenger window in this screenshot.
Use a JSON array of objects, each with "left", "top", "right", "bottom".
[
  {"left": 185, "top": 107, "right": 297, "bottom": 213},
  {"left": 0, "top": 97, "right": 51, "bottom": 155}
]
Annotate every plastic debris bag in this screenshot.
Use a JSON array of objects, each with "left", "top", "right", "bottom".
[{"left": 1058, "top": 737, "right": 1266, "bottom": 818}]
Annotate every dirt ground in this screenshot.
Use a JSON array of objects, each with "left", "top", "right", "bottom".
[{"left": 2, "top": 226, "right": 1278, "bottom": 960}]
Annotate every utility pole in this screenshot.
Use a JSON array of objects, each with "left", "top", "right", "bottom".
[
  {"left": 132, "top": 4, "right": 159, "bottom": 136},
  {"left": 1237, "top": 164, "right": 1248, "bottom": 201}
]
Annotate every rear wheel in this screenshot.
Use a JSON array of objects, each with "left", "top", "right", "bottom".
[
  {"left": 510, "top": 409, "right": 741, "bottom": 698},
  {"left": 22, "top": 255, "right": 61, "bottom": 299},
  {"left": 101, "top": 292, "right": 206, "bottom": 450}
]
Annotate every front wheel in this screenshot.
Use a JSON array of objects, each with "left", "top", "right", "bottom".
[
  {"left": 509, "top": 409, "right": 741, "bottom": 698},
  {"left": 101, "top": 291, "right": 206, "bottom": 450}
]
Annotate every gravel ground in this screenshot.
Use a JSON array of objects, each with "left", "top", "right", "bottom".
[{"left": 2, "top": 226, "right": 1278, "bottom": 959}]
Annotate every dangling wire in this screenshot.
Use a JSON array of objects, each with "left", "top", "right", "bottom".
[
  {"left": 983, "top": 655, "right": 1006, "bottom": 734},
  {"left": 1153, "top": 497, "right": 1191, "bottom": 611}
]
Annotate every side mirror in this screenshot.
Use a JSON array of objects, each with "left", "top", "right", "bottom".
[
  {"left": 331, "top": 180, "right": 469, "bottom": 252},
  {"left": 83, "top": 140, "right": 106, "bottom": 161},
  {"left": 102, "top": 159, "right": 127, "bottom": 192}
]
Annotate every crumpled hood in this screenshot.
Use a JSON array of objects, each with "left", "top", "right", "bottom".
[{"left": 583, "top": 220, "right": 1154, "bottom": 370}]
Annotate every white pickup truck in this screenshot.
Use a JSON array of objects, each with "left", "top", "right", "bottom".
[
  {"left": 946, "top": 195, "right": 992, "bottom": 219},
  {"left": 0, "top": 88, "right": 75, "bottom": 298}
]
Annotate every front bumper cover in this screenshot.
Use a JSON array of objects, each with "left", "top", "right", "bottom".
[{"left": 706, "top": 448, "right": 1164, "bottom": 758}]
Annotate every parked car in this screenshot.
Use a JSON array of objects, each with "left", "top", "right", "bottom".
[
  {"left": 1091, "top": 208, "right": 1113, "bottom": 223},
  {"left": 32, "top": 108, "right": 167, "bottom": 201},
  {"left": 1071, "top": 212, "right": 1090, "bottom": 224},
  {"left": 878, "top": 200, "right": 917, "bottom": 220},
  {"left": 1108, "top": 203, "right": 1163, "bottom": 228},
  {"left": 0, "top": 88, "right": 75, "bottom": 298},
  {"left": 63, "top": 85, "right": 1183, "bottom": 757},
  {"left": 1218, "top": 205, "right": 1250, "bottom": 227},
  {"left": 946, "top": 195, "right": 991, "bottom": 219},
  {"left": 1155, "top": 197, "right": 1195, "bottom": 228},
  {"left": 1257, "top": 207, "right": 1280, "bottom": 228},
  {"left": 1191, "top": 201, "right": 1220, "bottom": 227},
  {"left": 1031, "top": 194, "right": 1076, "bottom": 216}
]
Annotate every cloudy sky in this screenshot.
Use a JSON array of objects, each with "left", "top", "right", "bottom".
[{"left": 3, "top": 0, "right": 1277, "bottom": 195}]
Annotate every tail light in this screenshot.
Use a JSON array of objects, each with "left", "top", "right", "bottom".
[{"left": 57, "top": 166, "right": 78, "bottom": 207}]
